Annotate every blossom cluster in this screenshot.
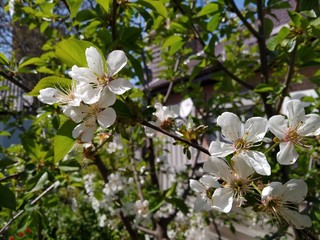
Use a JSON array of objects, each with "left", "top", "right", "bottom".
[
  {"left": 190, "top": 99, "right": 320, "bottom": 229},
  {"left": 38, "top": 47, "right": 132, "bottom": 142}
]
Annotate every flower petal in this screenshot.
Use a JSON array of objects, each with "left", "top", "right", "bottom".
[
  {"left": 200, "top": 174, "right": 220, "bottom": 189},
  {"left": 203, "top": 157, "right": 232, "bottom": 182},
  {"left": 232, "top": 156, "right": 254, "bottom": 179},
  {"left": 209, "top": 141, "right": 234, "bottom": 157},
  {"left": 38, "top": 88, "right": 61, "bottom": 105},
  {"left": 77, "top": 83, "right": 101, "bottom": 104},
  {"left": 261, "top": 182, "right": 283, "bottom": 200},
  {"left": 72, "top": 120, "right": 97, "bottom": 143},
  {"left": 244, "top": 117, "right": 268, "bottom": 143},
  {"left": 85, "top": 47, "right": 105, "bottom": 76},
  {"left": 97, "top": 107, "right": 116, "bottom": 128},
  {"left": 297, "top": 114, "right": 320, "bottom": 136},
  {"left": 237, "top": 150, "right": 271, "bottom": 176},
  {"left": 107, "top": 50, "right": 127, "bottom": 76},
  {"left": 268, "top": 115, "right": 288, "bottom": 139},
  {"left": 286, "top": 99, "right": 305, "bottom": 128},
  {"left": 179, "top": 98, "right": 193, "bottom": 118},
  {"left": 108, "top": 78, "right": 132, "bottom": 95},
  {"left": 63, "top": 105, "right": 88, "bottom": 123},
  {"left": 69, "top": 66, "right": 97, "bottom": 83},
  {"left": 282, "top": 179, "right": 308, "bottom": 203},
  {"left": 280, "top": 208, "right": 312, "bottom": 229},
  {"left": 212, "top": 188, "right": 234, "bottom": 213},
  {"left": 98, "top": 89, "right": 117, "bottom": 106},
  {"left": 217, "top": 112, "right": 243, "bottom": 142},
  {"left": 194, "top": 196, "right": 211, "bottom": 212},
  {"left": 277, "top": 142, "right": 299, "bottom": 165},
  {"left": 190, "top": 179, "right": 206, "bottom": 193}
]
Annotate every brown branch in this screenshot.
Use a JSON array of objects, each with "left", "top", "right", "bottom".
[
  {"left": 0, "top": 172, "right": 24, "bottom": 183},
  {"left": 135, "top": 225, "right": 157, "bottom": 236},
  {"left": 118, "top": 210, "right": 138, "bottom": 240},
  {"left": 141, "top": 121, "right": 210, "bottom": 156},
  {"left": 93, "top": 154, "right": 109, "bottom": 183},
  {"left": 0, "top": 71, "right": 31, "bottom": 92}
]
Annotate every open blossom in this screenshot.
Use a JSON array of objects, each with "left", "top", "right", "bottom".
[
  {"left": 38, "top": 81, "right": 82, "bottom": 107},
  {"left": 269, "top": 99, "right": 320, "bottom": 165},
  {"left": 144, "top": 102, "right": 178, "bottom": 137},
  {"left": 209, "top": 112, "right": 271, "bottom": 176},
  {"left": 64, "top": 90, "right": 117, "bottom": 143},
  {"left": 69, "top": 46, "right": 132, "bottom": 104},
  {"left": 135, "top": 200, "right": 149, "bottom": 216},
  {"left": 261, "top": 179, "right": 312, "bottom": 229},
  {"left": 203, "top": 157, "right": 254, "bottom": 213},
  {"left": 189, "top": 175, "right": 220, "bottom": 211}
]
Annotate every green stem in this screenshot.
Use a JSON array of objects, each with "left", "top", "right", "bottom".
[
  {"left": 264, "top": 142, "right": 279, "bottom": 155},
  {"left": 251, "top": 182, "right": 262, "bottom": 195}
]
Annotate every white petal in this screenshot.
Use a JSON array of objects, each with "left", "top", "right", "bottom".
[
  {"left": 277, "top": 142, "right": 299, "bottom": 165},
  {"left": 108, "top": 78, "right": 132, "bottom": 95},
  {"left": 268, "top": 115, "right": 288, "bottom": 139},
  {"left": 244, "top": 117, "right": 268, "bottom": 143},
  {"left": 297, "top": 114, "right": 320, "bottom": 136},
  {"left": 236, "top": 150, "right": 270, "bottom": 176},
  {"left": 212, "top": 188, "right": 234, "bottom": 213},
  {"left": 72, "top": 121, "right": 96, "bottom": 143},
  {"left": 282, "top": 179, "right": 308, "bottom": 203},
  {"left": 144, "top": 125, "right": 157, "bottom": 138},
  {"left": 179, "top": 98, "right": 193, "bottom": 118},
  {"left": 200, "top": 174, "right": 220, "bottom": 189},
  {"left": 98, "top": 89, "right": 117, "bottom": 106},
  {"left": 38, "top": 88, "right": 61, "bottom": 105},
  {"left": 232, "top": 156, "right": 254, "bottom": 179},
  {"left": 107, "top": 50, "right": 127, "bottom": 76},
  {"left": 209, "top": 141, "right": 235, "bottom": 157},
  {"left": 280, "top": 208, "right": 312, "bottom": 229},
  {"left": 217, "top": 112, "right": 243, "bottom": 142},
  {"left": 203, "top": 157, "right": 232, "bottom": 182},
  {"left": 286, "top": 99, "right": 305, "bottom": 128},
  {"left": 77, "top": 83, "right": 101, "bottom": 104},
  {"left": 261, "top": 182, "right": 283, "bottom": 200},
  {"left": 190, "top": 179, "right": 206, "bottom": 193},
  {"left": 85, "top": 47, "right": 105, "bottom": 76},
  {"left": 63, "top": 105, "right": 88, "bottom": 123},
  {"left": 97, "top": 108, "right": 116, "bottom": 128},
  {"left": 69, "top": 66, "right": 97, "bottom": 83}
]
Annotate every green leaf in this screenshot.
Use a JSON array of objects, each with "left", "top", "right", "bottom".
[
  {"left": 0, "top": 130, "right": 10, "bottom": 137},
  {"left": 31, "top": 172, "right": 48, "bottom": 192},
  {"left": 267, "top": 26, "right": 290, "bottom": 51},
  {"left": 207, "top": 13, "right": 221, "bottom": 32},
  {"left": 162, "top": 35, "right": 184, "bottom": 55},
  {"left": 264, "top": 18, "right": 274, "bottom": 38},
  {"left": 27, "top": 76, "right": 72, "bottom": 96},
  {"left": 0, "top": 157, "right": 16, "bottom": 169},
  {"left": 113, "top": 99, "right": 133, "bottom": 119},
  {"left": 55, "top": 38, "right": 97, "bottom": 67},
  {"left": 96, "top": 0, "right": 111, "bottom": 13},
  {"left": 54, "top": 120, "right": 77, "bottom": 163},
  {"left": 0, "top": 52, "right": 9, "bottom": 65},
  {"left": 66, "top": 0, "right": 83, "bottom": 18},
  {"left": 19, "top": 57, "right": 44, "bottom": 69},
  {"left": 253, "top": 83, "right": 274, "bottom": 93},
  {"left": 165, "top": 182, "right": 177, "bottom": 198},
  {"left": 196, "top": 3, "right": 219, "bottom": 18},
  {"left": 137, "top": 0, "right": 168, "bottom": 18},
  {"left": 0, "top": 184, "right": 16, "bottom": 210}
]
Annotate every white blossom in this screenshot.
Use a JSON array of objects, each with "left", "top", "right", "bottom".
[
  {"left": 68, "top": 46, "right": 132, "bottom": 104},
  {"left": 209, "top": 112, "right": 271, "bottom": 175},
  {"left": 261, "top": 179, "right": 312, "bottom": 229},
  {"left": 203, "top": 157, "right": 254, "bottom": 213},
  {"left": 268, "top": 99, "right": 320, "bottom": 165}
]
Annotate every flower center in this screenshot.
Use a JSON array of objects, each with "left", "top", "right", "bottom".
[
  {"left": 234, "top": 139, "right": 251, "bottom": 152},
  {"left": 160, "top": 117, "right": 175, "bottom": 130},
  {"left": 97, "top": 74, "right": 113, "bottom": 87},
  {"left": 261, "top": 196, "right": 284, "bottom": 222},
  {"left": 283, "top": 128, "right": 302, "bottom": 144}
]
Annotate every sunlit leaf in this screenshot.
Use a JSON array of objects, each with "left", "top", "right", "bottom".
[
  {"left": 0, "top": 184, "right": 16, "bottom": 210},
  {"left": 27, "top": 76, "right": 72, "bottom": 96}
]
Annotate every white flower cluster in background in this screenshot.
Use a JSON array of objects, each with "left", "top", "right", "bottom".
[
  {"left": 190, "top": 99, "right": 320, "bottom": 229},
  {"left": 38, "top": 47, "right": 132, "bottom": 143}
]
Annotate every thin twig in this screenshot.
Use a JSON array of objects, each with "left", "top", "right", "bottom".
[
  {"left": 135, "top": 225, "right": 157, "bottom": 236},
  {"left": 141, "top": 121, "right": 210, "bottom": 156},
  {"left": 0, "top": 71, "right": 31, "bottom": 92},
  {"left": 0, "top": 172, "right": 23, "bottom": 183},
  {"left": 0, "top": 181, "right": 59, "bottom": 235},
  {"left": 130, "top": 144, "right": 144, "bottom": 201}
]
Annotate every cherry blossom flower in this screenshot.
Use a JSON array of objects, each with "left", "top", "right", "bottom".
[
  {"left": 261, "top": 179, "right": 312, "bottom": 229},
  {"left": 209, "top": 112, "right": 271, "bottom": 176},
  {"left": 38, "top": 81, "right": 82, "bottom": 107},
  {"left": 135, "top": 200, "right": 149, "bottom": 216},
  {"left": 68, "top": 46, "right": 132, "bottom": 104},
  {"left": 268, "top": 99, "right": 320, "bottom": 165},
  {"left": 189, "top": 175, "right": 220, "bottom": 211},
  {"left": 144, "top": 102, "right": 178, "bottom": 137},
  {"left": 203, "top": 157, "right": 254, "bottom": 213},
  {"left": 65, "top": 91, "right": 117, "bottom": 143}
]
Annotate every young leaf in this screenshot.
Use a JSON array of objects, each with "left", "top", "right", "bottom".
[
  {"left": 267, "top": 26, "right": 290, "bottom": 51},
  {"left": 66, "top": 0, "right": 83, "bottom": 18},
  {"left": 27, "top": 76, "right": 72, "bottom": 96},
  {"left": 55, "top": 38, "right": 97, "bottom": 67},
  {"left": 54, "top": 119, "right": 77, "bottom": 163},
  {"left": 0, "top": 184, "right": 16, "bottom": 210},
  {"left": 196, "top": 3, "right": 219, "bottom": 18},
  {"left": 96, "top": 0, "right": 111, "bottom": 13},
  {"left": 0, "top": 52, "right": 9, "bottom": 65},
  {"left": 137, "top": 0, "right": 168, "bottom": 18}
]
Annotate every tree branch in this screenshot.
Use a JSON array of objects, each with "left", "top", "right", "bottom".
[
  {"left": 0, "top": 172, "right": 23, "bottom": 183},
  {"left": 0, "top": 71, "right": 31, "bottom": 92},
  {"left": 141, "top": 121, "right": 210, "bottom": 156}
]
